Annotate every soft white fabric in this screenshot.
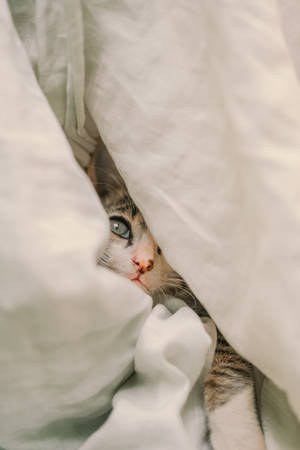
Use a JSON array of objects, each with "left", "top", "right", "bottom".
[
  {"left": 85, "top": 0, "right": 300, "bottom": 420},
  {"left": 1, "top": 3, "right": 152, "bottom": 449},
  {"left": 80, "top": 305, "right": 216, "bottom": 450},
  {"left": 262, "top": 379, "right": 300, "bottom": 450},
  {"left": 2, "top": 0, "right": 300, "bottom": 449}
]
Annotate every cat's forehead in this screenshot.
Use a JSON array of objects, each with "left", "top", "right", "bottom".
[
  {"left": 106, "top": 194, "right": 147, "bottom": 229},
  {"left": 106, "top": 194, "right": 138, "bottom": 217}
]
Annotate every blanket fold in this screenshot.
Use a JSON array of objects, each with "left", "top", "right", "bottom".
[{"left": 2, "top": 0, "right": 300, "bottom": 449}]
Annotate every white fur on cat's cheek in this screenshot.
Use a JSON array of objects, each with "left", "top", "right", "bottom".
[
  {"left": 107, "top": 240, "right": 136, "bottom": 277},
  {"left": 208, "top": 386, "right": 266, "bottom": 450}
]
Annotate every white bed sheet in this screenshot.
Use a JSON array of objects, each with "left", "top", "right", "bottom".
[{"left": 1, "top": 0, "right": 300, "bottom": 449}]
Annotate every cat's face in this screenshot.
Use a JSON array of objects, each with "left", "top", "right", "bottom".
[
  {"left": 88, "top": 143, "right": 181, "bottom": 301},
  {"left": 100, "top": 194, "right": 173, "bottom": 297}
]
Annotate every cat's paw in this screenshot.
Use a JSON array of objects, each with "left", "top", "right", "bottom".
[
  {"left": 210, "top": 429, "right": 266, "bottom": 450},
  {"left": 208, "top": 387, "right": 266, "bottom": 450}
]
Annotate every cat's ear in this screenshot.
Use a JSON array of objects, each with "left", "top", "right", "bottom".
[{"left": 88, "top": 137, "right": 126, "bottom": 202}]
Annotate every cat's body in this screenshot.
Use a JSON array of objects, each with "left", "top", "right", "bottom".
[{"left": 88, "top": 141, "right": 266, "bottom": 450}]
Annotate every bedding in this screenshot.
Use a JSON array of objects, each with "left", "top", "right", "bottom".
[{"left": 1, "top": 0, "right": 300, "bottom": 448}]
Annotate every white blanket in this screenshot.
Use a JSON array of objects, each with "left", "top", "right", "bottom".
[{"left": 1, "top": 0, "right": 300, "bottom": 449}]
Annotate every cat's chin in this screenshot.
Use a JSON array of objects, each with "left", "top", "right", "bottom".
[{"left": 130, "top": 276, "right": 150, "bottom": 294}]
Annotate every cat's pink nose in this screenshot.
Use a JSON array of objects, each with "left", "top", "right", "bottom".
[{"left": 133, "top": 257, "right": 154, "bottom": 274}]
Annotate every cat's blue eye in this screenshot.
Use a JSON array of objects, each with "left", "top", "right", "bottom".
[{"left": 109, "top": 217, "right": 131, "bottom": 239}]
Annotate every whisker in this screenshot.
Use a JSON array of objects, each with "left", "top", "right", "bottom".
[{"left": 164, "top": 279, "right": 198, "bottom": 309}]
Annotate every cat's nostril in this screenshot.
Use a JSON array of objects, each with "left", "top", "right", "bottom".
[
  {"left": 147, "top": 259, "right": 154, "bottom": 271},
  {"left": 133, "top": 258, "right": 154, "bottom": 274}
]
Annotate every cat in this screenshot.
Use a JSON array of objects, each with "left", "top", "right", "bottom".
[{"left": 87, "top": 140, "right": 266, "bottom": 450}]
